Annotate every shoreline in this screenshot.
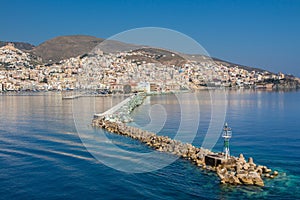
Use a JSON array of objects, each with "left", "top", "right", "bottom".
[
  {"left": 92, "top": 93, "right": 279, "bottom": 187},
  {"left": 1, "top": 87, "right": 299, "bottom": 97}
]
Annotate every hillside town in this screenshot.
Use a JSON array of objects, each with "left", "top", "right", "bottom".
[{"left": 0, "top": 43, "right": 299, "bottom": 93}]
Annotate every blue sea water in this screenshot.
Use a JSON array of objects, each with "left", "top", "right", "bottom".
[{"left": 0, "top": 90, "right": 299, "bottom": 199}]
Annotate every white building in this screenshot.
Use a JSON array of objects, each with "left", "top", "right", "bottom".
[{"left": 137, "top": 82, "right": 150, "bottom": 93}]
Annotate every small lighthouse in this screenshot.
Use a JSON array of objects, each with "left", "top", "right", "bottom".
[{"left": 222, "top": 123, "right": 232, "bottom": 160}]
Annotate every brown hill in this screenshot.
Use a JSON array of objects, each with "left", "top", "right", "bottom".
[
  {"left": 24, "top": 34, "right": 269, "bottom": 73},
  {"left": 31, "top": 35, "right": 104, "bottom": 63}
]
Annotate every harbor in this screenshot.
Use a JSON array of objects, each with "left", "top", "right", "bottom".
[
  {"left": 92, "top": 93, "right": 279, "bottom": 187},
  {"left": 1, "top": 90, "right": 299, "bottom": 199}
]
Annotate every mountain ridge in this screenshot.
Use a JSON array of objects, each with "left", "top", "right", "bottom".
[
  {"left": 30, "top": 35, "right": 104, "bottom": 63},
  {"left": 0, "top": 35, "right": 278, "bottom": 74}
]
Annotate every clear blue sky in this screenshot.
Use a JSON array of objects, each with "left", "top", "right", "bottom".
[{"left": 1, "top": 0, "right": 300, "bottom": 76}]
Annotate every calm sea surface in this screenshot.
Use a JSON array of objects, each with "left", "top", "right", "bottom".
[{"left": 0, "top": 90, "right": 299, "bottom": 199}]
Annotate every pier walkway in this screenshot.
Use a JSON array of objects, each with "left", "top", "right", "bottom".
[
  {"left": 62, "top": 91, "right": 91, "bottom": 100},
  {"left": 62, "top": 94, "right": 84, "bottom": 100},
  {"left": 94, "top": 95, "right": 133, "bottom": 117}
]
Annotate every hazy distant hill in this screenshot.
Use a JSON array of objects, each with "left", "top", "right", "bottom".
[
  {"left": 211, "top": 57, "right": 266, "bottom": 73},
  {"left": 0, "top": 41, "right": 35, "bottom": 51},
  {"left": 30, "top": 35, "right": 104, "bottom": 63},
  {"left": 125, "top": 48, "right": 268, "bottom": 73}
]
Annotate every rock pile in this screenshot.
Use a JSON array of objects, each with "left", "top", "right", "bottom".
[
  {"left": 92, "top": 118, "right": 211, "bottom": 166},
  {"left": 216, "top": 154, "right": 278, "bottom": 186},
  {"left": 92, "top": 118, "right": 278, "bottom": 187}
]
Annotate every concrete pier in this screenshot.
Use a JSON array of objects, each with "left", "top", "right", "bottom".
[
  {"left": 94, "top": 95, "right": 133, "bottom": 117},
  {"left": 62, "top": 94, "right": 82, "bottom": 100},
  {"left": 94, "top": 93, "right": 145, "bottom": 122},
  {"left": 62, "top": 92, "right": 85, "bottom": 100}
]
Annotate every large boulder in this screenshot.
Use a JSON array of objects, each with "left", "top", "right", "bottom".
[
  {"left": 249, "top": 172, "right": 264, "bottom": 187},
  {"left": 239, "top": 174, "right": 254, "bottom": 185},
  {"left": 228, "top": 174, "right": 241, "bottom": 185}
]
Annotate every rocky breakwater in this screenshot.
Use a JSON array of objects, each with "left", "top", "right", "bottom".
[
  {"left": 216, "top": 154, "right": 278, "bottom": 186},
  {"left": 92, "top": 93, "right": 278, "bottom": 187},
  {"left": 92, "top": 118, "right": 212, "bottom": 169}
]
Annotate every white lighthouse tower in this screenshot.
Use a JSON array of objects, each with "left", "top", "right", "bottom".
[{"left": 222, "top": 123, "right": 232, "bottom": 160}]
